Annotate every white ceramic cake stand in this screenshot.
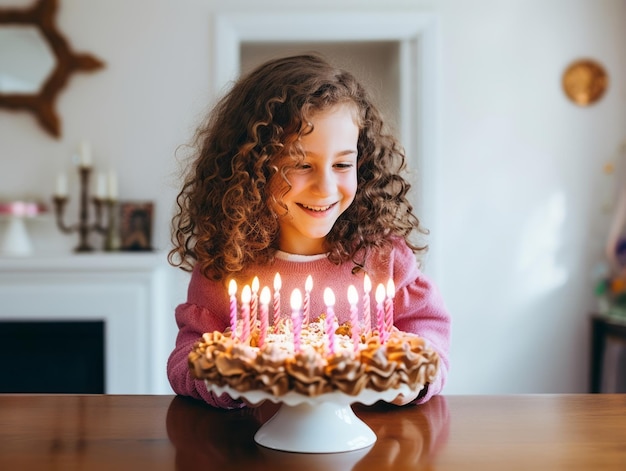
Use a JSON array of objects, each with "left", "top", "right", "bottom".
[{"left": 206, "top": 382, "right": 417, "bottom": 453}]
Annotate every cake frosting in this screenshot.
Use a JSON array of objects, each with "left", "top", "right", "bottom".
[{"left": 188, "top": 316, "right": 439, "bottom": 398}]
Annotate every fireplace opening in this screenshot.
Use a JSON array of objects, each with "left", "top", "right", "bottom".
[{"left": 0, "top": 320, "right": 105, "bottom": 393}]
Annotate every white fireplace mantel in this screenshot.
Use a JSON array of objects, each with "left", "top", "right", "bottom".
[{"left": 0, "top": 252, "right": 185, "bottom": 394}]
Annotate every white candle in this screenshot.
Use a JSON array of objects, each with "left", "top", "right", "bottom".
[
  {"left": 348, "top": 284, "right": 360, "bottom": 352},
  {"left": 79, "top": 140, "right": 92, "bottom": 167},
  {"left": 96, "top": 173, "right": 107, "bottom": 199},
  {"left": 55, "top": 172, "right": 68, "bottom": 197},
  {"left": 108, "top": 170, "right": 118, "bottom": 199}
]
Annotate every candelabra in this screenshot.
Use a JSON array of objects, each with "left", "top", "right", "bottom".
[{"left": 52, "top": 166, "right": 117, "bottom": 252}]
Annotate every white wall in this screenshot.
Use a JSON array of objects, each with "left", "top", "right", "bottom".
[{"left": 1, "top": 0, "right": 625, "bottom": 394}]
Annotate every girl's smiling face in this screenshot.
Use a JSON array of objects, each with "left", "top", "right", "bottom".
[{"left": 273, "top": 104, "right": 359, "bottom": 255}]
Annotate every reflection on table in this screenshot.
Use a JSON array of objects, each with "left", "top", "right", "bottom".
[{"left": 165, "top": 395, "right": 450, "bottom": 470}]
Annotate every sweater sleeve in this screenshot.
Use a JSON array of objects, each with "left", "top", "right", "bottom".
[
  {"left": 388, "top": 240, "right": 451, "bottom": 405},
  {"left": 167, "top": 284, "right": 246, "bottom": 409}
]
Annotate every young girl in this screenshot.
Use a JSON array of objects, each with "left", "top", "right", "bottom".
[{"left": 167, "top": 54, "right": 450, "bottom": 408}]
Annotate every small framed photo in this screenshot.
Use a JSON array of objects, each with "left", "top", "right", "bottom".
[{"left": 119, "top": 201, "right": 154, "bottom": 251}]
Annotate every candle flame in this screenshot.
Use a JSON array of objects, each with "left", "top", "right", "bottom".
[
  {"left": 241, "top": 284, "right": 251, "bottom": 303},
  {"left": 252, "top": 276, "right": 259, "bottom": 293},
  {"left": 290, "top": 288, "right": 303, "bottom": 310},
  {"left": 323, "top": 287, "right": 336, "bottom": 306},
  {"left": 363, "top": 273, "right": 371, "bottom": 293},
  {"left": 260, "top": 286, "right": 271, "bottom": 305},
  {"left": 274, "top": 272, "right": 282, "bottom": 290},
  {"left": 347, "top": 284, "right": 358, "bottom": 305},
  {"left": 375, "top": 283, "right": 386, "bottom": 304},
  {"left": 386, "top": 278, "right": 395, "bottom": 298},
  {"left": 228, "top": 279, "right": 237, "bottom": 296},
  {"left": 305, "top": 274, "right": 313, "bottom": 292}
]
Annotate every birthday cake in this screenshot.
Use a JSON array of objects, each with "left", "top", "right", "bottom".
[{"left": 188, "top": 316, "right": 439, "bottom": 398}]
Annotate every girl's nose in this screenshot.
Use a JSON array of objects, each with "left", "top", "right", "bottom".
[{"left": 310, "top": 168, "right": 334, "bottom": 196}]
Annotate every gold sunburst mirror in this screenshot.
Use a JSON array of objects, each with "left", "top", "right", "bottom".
[{"left": 0, "top": 0, "right": 105, "bottom": 138}]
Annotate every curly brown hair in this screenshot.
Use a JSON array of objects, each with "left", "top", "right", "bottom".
[{"left": 169, "top": 53, "right": 427, "bottom": 281}]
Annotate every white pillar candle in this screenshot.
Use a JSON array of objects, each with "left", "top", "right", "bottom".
[
  {"left": 96, "top": 173, "right": 107, "bottom": 199},
  {"left": 55, "top": 173, "right": 68, "bottom": 197},
  {"left": 108, "top": 170, "right": 118, "bottom": 199},
  {"left": 79, "top": 140, "right": 92, "bottom": 167}
]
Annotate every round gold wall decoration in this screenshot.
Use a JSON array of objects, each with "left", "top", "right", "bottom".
[{"left": 562, "top": 59, "right": 608, "bottom": 106}]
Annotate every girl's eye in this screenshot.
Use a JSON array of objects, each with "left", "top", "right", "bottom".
[
  {"left": 335, "top": 162, "right": 355, "bottom": 170},
  {"left": 295, "top": 162, "right": 312, "bottom": 170}
]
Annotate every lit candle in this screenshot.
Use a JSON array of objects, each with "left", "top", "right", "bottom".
[
  {"left": 241, "top": 284, "right": 251, "bottom": 343},
  {"left": 384, "top": 278, "right": 395, "bottom": 335},
  {"left": 348, "top": 284, "right": 360, "bottom": 352},
  {"left": 323, "top": 287, "right": 336, "bottom": 355},
  {"left": 79, "top": 140, "right": 92, "bottom": 167},
  {"left": 55, "top": 172, "right": 68, "bottom": 197},
  {"left": 290, "top": 288, "right": 303, "bottom": 354},
  {"left": 273, "top": 272, "right": 282, "bottom": 324},
  {"left": 363, "top": 273, "right": 372, "bottom": 335},
  {"left": 375, "top": 283, "right": 386, "bottom": 341},
  {"left": 108, "top": 170, "right": 118, "bottom": 199},
  {"left": 303, "top": 274, "right": 312, "bottom": 325},
  {"left": 251, "top": 276, "right": 259, "bottom": 328},
  {"left": 259, "top": 286, "right": 270, "bottom": 348},
  {"left": 228, "top": 279, "right": 238, "bottom": 339},
  {"left": 96, "top": 173, "right": 107, "bottom": 199}
]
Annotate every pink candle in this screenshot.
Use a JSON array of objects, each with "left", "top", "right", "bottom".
[
  {"left": 259, "top": 286, "right": 270, "bottom": 348},
  {"left": 384, "top": 278, "right": 395, "bottom": 335},
  {"left": 251, "top": 276, "right": 259, "bottom": 328},
  {"left": 240, "top": 285, "right": 251, "bottom": 343},
  {"left": 290, "top": 288, "right": 303, "bottom": 354},
  {"left": 228, "top": 279, "right": 238, "bottom": 339},
  {"left": 348, "top": 285, "right": 360, "bottom": 352},
  {"left": 362, "top": 274, "right": 372, "bottom": 335},
  {"left": 375, "top": 283, "right": 386, "bottom": 342},
  {"left": 303, "top": 274, "right": 312, "bottom": 325},
  {"left": 273, "top": 272, "right": 282, "bottom": 324},
  {"left": 323, "top": 287, "right": 336, "bottom": 355}
]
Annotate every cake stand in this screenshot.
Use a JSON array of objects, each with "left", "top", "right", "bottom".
[
  {"left": 0, "top": 201, "right": 48, "bottom": 256},
  {"left": 206, "top": 382, "right": 418, "bottom": 453}
]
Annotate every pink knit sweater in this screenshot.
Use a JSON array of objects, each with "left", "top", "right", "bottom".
[{"left": 167, "top": 238, "right": 451, "bottom": 408}]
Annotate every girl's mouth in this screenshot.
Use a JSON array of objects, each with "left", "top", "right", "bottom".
[{"left": 298, "top": 203, "right": 336, "bottom": 213}]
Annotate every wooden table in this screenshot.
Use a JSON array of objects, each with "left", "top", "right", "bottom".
[{"left": 0, "top": 394, "right": 624, "bottom": 470}]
